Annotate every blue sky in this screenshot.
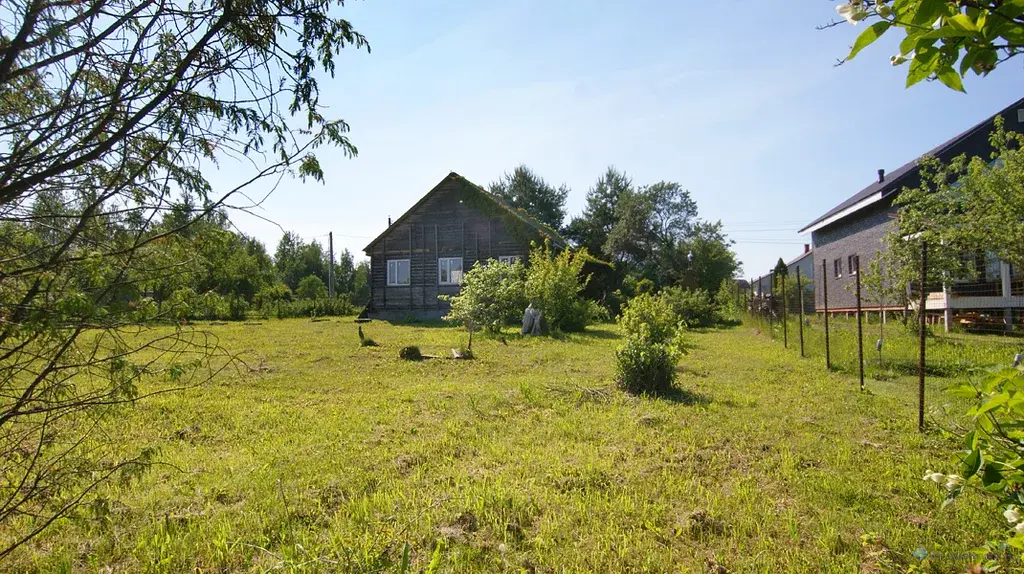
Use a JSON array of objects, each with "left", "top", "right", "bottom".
[{"left": 222, "top": 0, "right": 1023, "bottom": 279}]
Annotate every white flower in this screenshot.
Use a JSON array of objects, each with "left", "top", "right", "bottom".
[
  {"left": 891, "top": 53, "right": 910, "bottom": 66},
  {"left": 945, "top": 474, "right": 965, "bottom": 490},
  {"left": 923, "top": 470, "right": 945, "bottom": 483},
  {"left": 836, "top": 2, "right": 869, "bottom": 25},
  {"left": 1016, "top": 522, "right": 1024, "bottom": 534},
  {"left": 875, "top": 1, "right": 893, "bottom": 18},
  {"left": 1006, "top": 506, "right": 1023, "bottom": 524}
]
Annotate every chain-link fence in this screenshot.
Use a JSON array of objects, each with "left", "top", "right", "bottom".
[{"left": 743, "top": 244, "right": 1024, "bottom": 428}]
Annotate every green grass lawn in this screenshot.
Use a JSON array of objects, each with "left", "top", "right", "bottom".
[{"left": 15, "top": 319, "right": 1006, "bottom": 572}]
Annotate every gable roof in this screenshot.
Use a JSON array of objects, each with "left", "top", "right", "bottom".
[
  {"left": 363, "top": 172, "right": 568, "bottom": 252},
  {"left": 799, "top": 95, "right": 1024, "bottom": 234}
]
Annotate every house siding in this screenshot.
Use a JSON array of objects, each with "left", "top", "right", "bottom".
[
  {"left": 806, "top": 100, "right": 1024, "bottom": 313},
  {"left": 811, "top": 201, "right": 897, "bottom": 311},
  {"left": 366, "top": 177, "right": 533, "bottom": 318}
]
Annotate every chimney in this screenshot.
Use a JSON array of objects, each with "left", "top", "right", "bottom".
[
  {"left": 877, "top": 168, "right": 885, "bottom": 183},
  {"left": 804, "top": 243, "right": 810, "bottom": 254},
  {"left": 388, "top": 216, "right": 392, "bottom": 227}
]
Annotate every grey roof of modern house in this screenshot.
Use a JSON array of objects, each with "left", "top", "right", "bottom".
[{"left": 799, "top": 95, "right": 1024, "bottom": 234}]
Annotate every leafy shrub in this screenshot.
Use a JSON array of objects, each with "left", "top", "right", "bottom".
[
  {"left": 615, "top": 291, "right": 687, "bottom": 395},
  {"left": 662, "top": 287, "right": 717, "bottom": 328},
  {"left": 198, "top": 292, "right": 229, "bottom": 320},
  {"left": 254, "top": 283, "right": 292, "bottom": 308},
  {"left": 525, "top": 240, "right": 593, "bottom": 333},
  {"left": 228, "top": 295, "right": 249, "bottom": 321},
  {"left": 273, "top": 297, "right": 354, "bottom": 318},
  {"left": 617, "top": 292, "right": 681, "bottom": 345},
  {"left": 296, "top": 275, "right": 328, "bottom": 300},
  {"left": 926, "top": 367, "right": 1024, "bottom": 556},
  {"left": 615, "top": 335, "right": 681, "bottom": 395},
  {"left": 441, "top": 259, "right": 528, "bottom": 333}
]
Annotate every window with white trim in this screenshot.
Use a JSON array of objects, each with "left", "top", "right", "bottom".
[
  {"left": 438, "top": 257, "right": 463, "bottom": 285},
  {"left": 848, "top": 255, "right": 859, "bottom": 275},
  {"left": 833, "top": 258, "right": 842, "bottom": 279},
  {"left": 498, "top": 255, "right": 520, "bottom": 265},
  {"left": 387, "top": 259, "right": 410, "bottom": 286}
]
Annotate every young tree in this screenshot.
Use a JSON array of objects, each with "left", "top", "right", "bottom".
[
  {"left": 0, "top": 0, "right": 368, "bottom": 555},
  {"left": 875, "top": 118, "right": 1024, "bottom": 326},
  {"left": 830, "top": 0, "right": 1024, "bottom": 91},
  {"left": 489, "top": 165, "right": 570, "bottom": 231},
  {"left": 296, "top": 275, "right": 329, "bottom": 300}
]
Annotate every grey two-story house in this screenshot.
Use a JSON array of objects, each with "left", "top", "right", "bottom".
[{"left": 800, "top": 96, "right": 1024, "bottom": 330}]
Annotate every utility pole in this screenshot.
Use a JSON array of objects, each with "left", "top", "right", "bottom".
[{"left": 328, "top": 231, "right": 335, "bottom": 299}]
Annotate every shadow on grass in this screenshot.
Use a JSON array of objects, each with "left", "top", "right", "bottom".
[
  {"left": 570, "top": 328, "right": 621, "bottom": 340},
  {"left": 659, "top": 387, "right": 713, "bottom": 406}
]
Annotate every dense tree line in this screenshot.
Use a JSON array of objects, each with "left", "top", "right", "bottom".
[
  {"left": 489, "top": 165, "right": 741, "bottom": 312},
  {"left": 134, "top": 203, "right": 370, "bottom": 320}
]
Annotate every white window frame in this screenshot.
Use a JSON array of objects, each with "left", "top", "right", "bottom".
[
  {"left": 848, "top": 255, "right": 859, "bottom": 275},
  {"left": 498, "top": 255, "right": 520, "bottom": 265},
  {"left": 833, "top": 258, "right": 842, "bottom": 279},
  {"left": 387, "top": 259, "right": 410, "bottom": 286},
  {"left": 438, "top": 257, "right": 463, "bottom": 285}
]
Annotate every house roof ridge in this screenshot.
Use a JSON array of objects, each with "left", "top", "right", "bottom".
[
  {"left": 362, "top": 172, "right": 567, "bottom": 252},
  {"left": 799, "top": 94, "right": 1024, "bottom": 233}
]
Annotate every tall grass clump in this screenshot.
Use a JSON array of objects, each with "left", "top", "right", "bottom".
[{"left": 614, "top": 292, "right": 686, "bottom": 395}]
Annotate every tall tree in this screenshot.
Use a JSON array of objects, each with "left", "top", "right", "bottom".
[
  {"left": 0, "top": 0, "right": 367, "bottom": 555},
  {"left": 489, "top": 165, "right": 569, "bottom": 230},
  {"left": 565, "top": 167, "right": 632, "bottom": 255},
  {"left": 604, "top": 182, "right": 699, "bottom": 268}
]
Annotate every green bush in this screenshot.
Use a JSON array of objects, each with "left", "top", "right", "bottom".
[
  {"left": 441, "top": 259, "right": 528, "bottom": 333},
  {"left": 525, "top": 240, "right": 593, "bottom": 333},
  {"left": 614, "top": 335, "right": 680, "bottom": 395},
  {"left": 296, "top": 275, "right": 328, "bottom": 300},
  {"left": 615, "top": 291, "right": 687, "bottom": 395},
  {"left": 272, "top": 297, "right": 354, "bottom": 318},
  {"left": 254, "top": 283, "right": 292, "bottom": 308},
  {"left": 228, "top": 295, "right": 249, "bottom": 321},
  {"left": 927, "top": 367, "right": 1024, "bottom": 556},
  {"left": 662, "top": 286, "right": 717, "bottom": 328},
  {"left": 617, "top": 292, "right": 680, "bottom": 345}
]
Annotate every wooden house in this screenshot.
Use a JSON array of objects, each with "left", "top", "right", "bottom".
[{"left": 362, "top": 172, "right": 566, "bottom": 320}]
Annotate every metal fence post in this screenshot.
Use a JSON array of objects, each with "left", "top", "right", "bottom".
[
  {"left": 823, "top": 258, "right": 831, "bottom": 370},
  {"left": 797, "top": 267, "right": 805, "bottom": 358},
  {"left": 782, "top": 273, "right": 788, "bottom": 348},
  {"left": 918, "top": 241, "right": 928, "bottom": 432},
  {"left": 856, "top": 259, "right": 865, "bottom": 392}
]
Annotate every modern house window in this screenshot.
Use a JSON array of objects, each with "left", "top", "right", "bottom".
[
  {"left": 848, "top": 255, "right": 860, "bottom": 275},
  {"left": 387, "top": 259, "right": 410, "bottom": 286},
  {"left": 498, "top": 255, "right": 520, "bottom": 265},
  {"left": 438, "top": 257, "right": 463, "bottom": 285},
  {"left": 833, "top": 259, "right": 842, "bottom": 279}
]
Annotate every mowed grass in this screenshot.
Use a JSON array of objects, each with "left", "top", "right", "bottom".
[{"left": 16, "top": 319, "right": 1006, "bottom": 572}]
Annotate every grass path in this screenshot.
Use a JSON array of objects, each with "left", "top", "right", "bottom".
[{"left": 18, "top": 320, "right": 1001, "bottom": 572}]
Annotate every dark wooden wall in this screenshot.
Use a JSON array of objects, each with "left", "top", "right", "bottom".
[{"left": 366, "top": 178, "right": 530, "bottom": 315}]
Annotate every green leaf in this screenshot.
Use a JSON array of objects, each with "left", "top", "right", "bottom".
[
  {"left": 906, "top": 48, "right": 940, "bottom": 87},
  {"left": 848, "top": 21, "right": 892, "bottom": 60},
  {"left": 982, "top": 463, "right": 1004, "bottom": 486},
  {"left": 936, "top": 65, "right": 966, "bottom": 92},
  {"left": 978, "top": 391, "right": 1010, "bottom": 415},
  {"left": 911, "top": 0, "right": 947, "bottom": 26},
  {"left": 962, "top": 448, "right": 983, "bottom": 477},
  {"left": 946, "top": 13, "right": 979, "bottom": 33},
  {"left": 964, "top": 430, "right": 978, "bottom": 450}
]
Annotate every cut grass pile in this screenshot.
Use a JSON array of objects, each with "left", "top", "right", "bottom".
[{"left": 11, "top": 319, "right": 1005, "bottom": 572}]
